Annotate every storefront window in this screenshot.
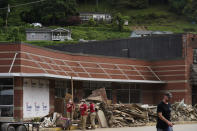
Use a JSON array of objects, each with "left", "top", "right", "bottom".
[
  {"left": 55, "top": 80, "right": 70, "bottom": 98},
  {"left": 117, "top": 84, "right": 141, "bottom": 104},
  {"left": 0, "top": 78, "right": 14, "bottom": 117}
]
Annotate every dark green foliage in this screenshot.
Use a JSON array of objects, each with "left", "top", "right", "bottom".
[
  {"left": 88, "top": 18, "right": 96, "bottom": 26},
  {"left": 183, "top": 0, "right": 197, "bottom": 22},
  {"left": 6, "top": 27, "right": 21, "bottom": 42},
  {"left": 129, "top": 0, "right": 149, "bottom": 9},
  {"left": 20, "top": 0, "right": 78, "bottom": 26},
  {"left": 111, "top": 0, "right": 149, "bottom": 9},
  {"left": 113, "top": 13, "right": 124, "bottom": 31},
  {"left": 169, "top": 0, "right": 187, "bottom": 14}
]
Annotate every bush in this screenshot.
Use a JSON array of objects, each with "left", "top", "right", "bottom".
[
  {"left": 88, "top": 18, "right": 96, "bottom": 26},
  {"left": 6, "top": 27, "right": 21, "bottom": 42}
]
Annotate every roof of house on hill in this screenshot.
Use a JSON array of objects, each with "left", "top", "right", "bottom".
[{"left": 26, "top": 28, "right": 70, "bottom": 33}]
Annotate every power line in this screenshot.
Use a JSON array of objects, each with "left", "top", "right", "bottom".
[{"left": 0, "top": 0, "right": 46, "bottom": 10}]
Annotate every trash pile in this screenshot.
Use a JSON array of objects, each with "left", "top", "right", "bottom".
[
  {"left": 99, "top": 103, "right": 152, "bottom": 127},
  {"left": 98, "top": 102, "right": 197, "bottom": 128},
  {"left": 87, "top": 88, "right": 197, "bottom": 128},
  {"left": 171, "top": 100, "right": 197, "bottom": 121}
]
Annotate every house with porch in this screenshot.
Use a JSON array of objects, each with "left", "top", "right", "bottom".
[{"left": 26, "top": 28, "right": 72, "bottom": 41}]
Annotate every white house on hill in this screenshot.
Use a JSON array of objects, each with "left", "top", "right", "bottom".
[{"left": 26, "top": 28, "right": 72, "bottom": 41}]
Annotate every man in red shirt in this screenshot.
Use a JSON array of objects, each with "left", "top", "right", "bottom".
[
  {"left": 66, "top": 100, "right": 75, "bottom": 119},
  {"left": 80, "top": 99, "right": 88, "bottom": 131},
  {"left": 89, "top": 102, "right": 96, "bottom": 129}
]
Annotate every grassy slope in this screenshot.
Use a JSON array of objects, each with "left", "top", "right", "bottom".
[{"left": 78, "top": 3, "right": 197, "bottom": 33}]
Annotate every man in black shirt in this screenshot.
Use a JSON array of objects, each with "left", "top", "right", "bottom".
[{"left": 156, "top": 92, "right": 173, "bottom": 131}]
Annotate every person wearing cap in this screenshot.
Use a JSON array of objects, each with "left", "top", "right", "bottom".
[
  {"left": 156, "top": 92, "right": 173, "bottom": 131},
  {"left": 80, "top": 99, "right": 88, "bottom": 131},
  {"left": 89, "top": 102, "right": 96, "bottom": 129},
  {"left": 66, "top": 99, "right": 75, "bottom": 119}
]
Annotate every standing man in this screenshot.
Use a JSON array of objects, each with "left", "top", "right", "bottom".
[
  {"left": 156, "top": 92, "right": 173, "bottom": 131},
  {"left": 89, "top": 102, "right": 96, "bottom": 129},
  {"left": 80, "top": 99, "right": 88, "bottom": 131},
  {"left": 66, "top": 99, "right": 75, "bottom": 119}
]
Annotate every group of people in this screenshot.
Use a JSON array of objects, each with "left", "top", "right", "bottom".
[{"left": 66, "top": 99, "right": 96, "bottom": 131}]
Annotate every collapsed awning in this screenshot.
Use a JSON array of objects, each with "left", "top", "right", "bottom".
[{"left": 0, "top": 44, "right": 165, "bottom": 84}]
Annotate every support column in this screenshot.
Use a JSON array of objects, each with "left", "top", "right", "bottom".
[
  {"left": 14, "top": 77, "right": 23, "bottom": 121},
  {"left": 49, "top": 80, "right": 55, "bottom": 113}
]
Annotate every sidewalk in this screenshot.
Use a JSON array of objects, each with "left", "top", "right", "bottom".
[{"left": 39, "top": 121, "right": 197, "bottom": 131}]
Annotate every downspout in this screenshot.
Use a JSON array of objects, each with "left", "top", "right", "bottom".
[{"left": 9, "top": 53, "right": 18, "bottom": 73}]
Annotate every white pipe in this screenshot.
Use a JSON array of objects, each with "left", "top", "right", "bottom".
[{"left": 9, "top": 53, "right": 18, "bottom": 73}]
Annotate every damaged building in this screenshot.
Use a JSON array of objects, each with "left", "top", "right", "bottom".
[{"left": 0, "top": 33, "right": 197, "bottom": 121}]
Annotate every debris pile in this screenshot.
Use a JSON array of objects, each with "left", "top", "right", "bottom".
[
  {"left": 99, "top": 102, "right": 197, "bottom": 128},
  {"left": 171, "top": 101, "right": 197, "bottom": 121},
  {"left": 100, "top": 103, "right": 153, "bottom": 128}
]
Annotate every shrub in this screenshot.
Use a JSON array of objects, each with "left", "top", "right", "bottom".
[{"left": 88, "top": 18, "right": 96, "bottom": 26}]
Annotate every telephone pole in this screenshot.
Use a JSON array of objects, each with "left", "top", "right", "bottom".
[{"left": 5, "top": 4, "right": 10, "bottom": 29}]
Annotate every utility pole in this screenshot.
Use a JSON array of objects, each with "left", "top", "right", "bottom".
[
  {"left": 5, "top": 4, "right": 10, "bottom": 29},
  {"left": 71, "top": 76, "right": 74, "bottom": 102},
  {"left": 71, "top": 76, "right": 74, "bottom": 120}
]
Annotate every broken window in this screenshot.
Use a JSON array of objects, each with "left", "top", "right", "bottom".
[
  {"left": 0, "top": 78, "right": 13, "bottom": 117},
  {"left": 82, "top": 81, "right": 111, "bottom": 99},
  {"left": 55, "top": 80, "right": 70, "bottom": 98},
  {"left": 116, "top": 84, "right": 141, "bottom": 104}
]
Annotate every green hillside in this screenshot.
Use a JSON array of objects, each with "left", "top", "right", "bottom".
[{"left": 0, "top": 0, "right": 197, "bottom": 44}]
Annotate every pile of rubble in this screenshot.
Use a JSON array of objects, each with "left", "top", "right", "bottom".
[
  {"left": 171, "top": 101, "right": 197, "bottom": 121},
  {"left": 99, "top": 102, "right": 197, "bottom": 128}
]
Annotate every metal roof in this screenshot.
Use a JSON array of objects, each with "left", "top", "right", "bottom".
[{"left": 26, "top": 28, "right": 70, "bottom": 33}]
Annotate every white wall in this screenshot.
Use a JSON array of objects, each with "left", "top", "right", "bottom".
[{"left": 23, "top": 78, "right": 49, "bottom": 118}]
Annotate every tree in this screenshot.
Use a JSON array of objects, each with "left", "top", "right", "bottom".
[
  {"left": 20, "top": 0, "right": 79, "bottom": 26},
  {"left": 6, "top": 27, "right": 21, "bottom": 42},
  {"left": 169, "top": 0, "right": 188, "bottom": 14},
  {"left": 113, "top": 13, "right": 124, "bottom": 31},
  {"left": 183, "top": 0, "right": 197, "bottom": 22}
]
